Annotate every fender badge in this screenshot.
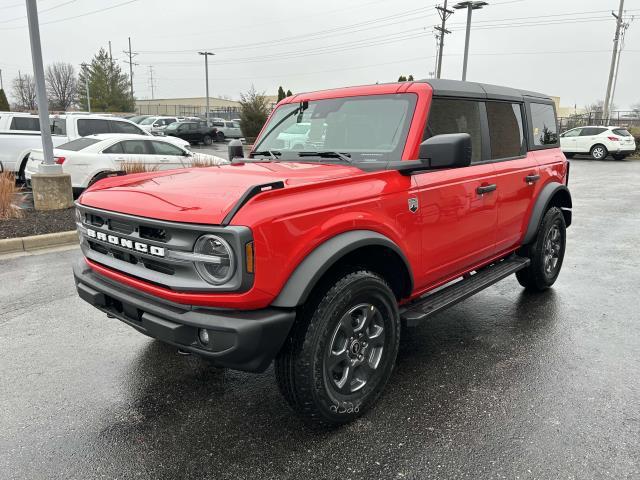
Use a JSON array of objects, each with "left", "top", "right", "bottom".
[{"left": 408, "top": 197, "right": 419, "bottom": 213}]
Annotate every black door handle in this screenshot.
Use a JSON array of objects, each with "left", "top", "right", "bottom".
[
  {"left": 476, "top": 184, "right": 497, "bottom": 195},
  {"left": 525, "top": 174, "right": 540, "bottom": 184}
]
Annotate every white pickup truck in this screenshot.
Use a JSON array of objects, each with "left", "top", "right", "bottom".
[{"left": 0, "top": 112, "right": 190, "bottom": 180}]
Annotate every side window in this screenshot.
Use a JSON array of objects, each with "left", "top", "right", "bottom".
[
  {"left": 529, "top": 103, "right": 558, "bottom": 147},
  {"left": 150, "top": 141, "right": 183, "bottom": 155},
  {"left": 10, "top": 117, "right": 40, "bottom": 131},
  {"left": 103, "top": 142, "right": 124, "bottom": 154},
  {"left": 212, "top": 121, "right": 224, "bottom": 127},
  {"left": 225, "top": 122, "right": 234, "bottom": 128},
  {"left": 51, "top": 118, "right": 67, "bottom": 135},
  {"left": 562, "top": 128, "right": 581, "bottom": 138},
  {"left": 110, "top": 120, "right": 145, "bottom": 135},
  {"left": 190, "top": 123, "right": 200, "bottom": 131},
  {"left": 486, "top": 102, "right": 525, "bottom": 160},
  {"left": 426, "top": 98, "right": 483, "bottom": 162},
  {"left": 121, "top": 140, "right": 150, "bottom": 155},
  {"left": 580, "top": 127, "right": 607, "bottom": 136},
  {"left": 77, "top": 119, "right": 110, "bottom": 136}
]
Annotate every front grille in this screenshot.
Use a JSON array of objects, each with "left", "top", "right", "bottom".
[{"left": 76, "top": 204, "right": 253, "bottom": 293}]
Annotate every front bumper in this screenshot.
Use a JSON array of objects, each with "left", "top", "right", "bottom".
[{"left": 73, "top": 258, "right": 295, "bottom": 372}]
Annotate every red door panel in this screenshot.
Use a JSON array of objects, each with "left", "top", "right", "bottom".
[{"left": 413, "top": 163, "right": 497, "bottom": 288}]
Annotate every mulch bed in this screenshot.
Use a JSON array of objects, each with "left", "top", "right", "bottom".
[{"left": 0, "top": 208, "right": 76, "bottom": 240}]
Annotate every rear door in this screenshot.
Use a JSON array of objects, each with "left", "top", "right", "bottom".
[
  {"left": 413, "top": 98, "right": 498, "bottom": 286},
  {"left": 577, "top": 127, "right": 607, "bottom": 152},
  {"left": 488, "top": 101, "right": 541, "bottom": 253},
  {"left": 149, "top": 140, "right": 187, "bottom": 169},
  {"left": 120, "top": 139, "right": 159, "bottom": 169}
]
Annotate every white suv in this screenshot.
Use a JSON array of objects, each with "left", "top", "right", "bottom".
[{"left": 560, "top": 126, "right": 636, "bottom": 160}]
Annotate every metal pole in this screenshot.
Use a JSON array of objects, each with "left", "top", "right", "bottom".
[
  {"left": 81, "top": 63, "right": 91, "bottom": 113},
  {"left": 128, "top": 37, "right": 134, "bottom": 100},
  {"left": 25, "top": 0, "right": 56, "bottom": 169},
  {"left": 603, "top": 0, "right": 625, "bottom": 120},
  {"left": 0, "top": 69, "right": 3, "bottom": 90},
  {"left": 436, "top": 0, "right": 449, "bottom": 79},
  {"left": 462, "top": 4, "right": 473, "bottom": 81},
  {"left": 199, "top": 52, "right": 214, "bottom": 122}
]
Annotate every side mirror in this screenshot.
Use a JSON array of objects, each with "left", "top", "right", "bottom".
[
  {"left": 228, "top": 139, "right": 244, "bottom": 160},
  {"left": 418, "top": 133, "right": 472, "bottom": 169}
]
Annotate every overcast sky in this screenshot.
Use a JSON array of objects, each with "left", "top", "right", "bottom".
[{"left": 1, "top": 0, "right": 638, "bottom": 109}]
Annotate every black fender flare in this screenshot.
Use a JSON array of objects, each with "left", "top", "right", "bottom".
[
  {"left": 271, "top": 230, "right": 413, "bottom": 308},
  {"left": 523, "top": 182, "right": 572, "bottom": 245}
]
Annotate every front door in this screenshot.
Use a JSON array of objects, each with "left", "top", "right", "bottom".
[{"left": 413, "top": 97, "right": 498, "bottom": 288}]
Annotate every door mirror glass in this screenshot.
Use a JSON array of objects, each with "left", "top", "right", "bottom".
[{"left": 418, "top": 133, "right": 472, "bottom": 169}]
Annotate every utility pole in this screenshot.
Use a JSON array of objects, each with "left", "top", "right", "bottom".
[
  {"left": 148, "top": 66, "right": 156, "bottom": 99},
  {"left": 0, "top": 69, "right": 3, "bottom": 90},
  {"left": 435, "top": 1, "right": 453, "bottom": 78},
  {"left": 81, "top": 63, "right": 91, "bottom": 113},
  {"left": 198, "top": 51, "right": 214, "bottom": 122},
  {"left": 25, "top": 0, "right": 54, "bottom": 167},
  {"left": 454, "top": 1, "right": 488, "bottom": 81},
  {"left": 603, "top": 0, "right": 625, "bottom": 121},
  {"left": 609, "top": 15, "right": 633, "bottom": 118},
  {"left": 123, "top": 37, "right": 138, "bottom": 101}
]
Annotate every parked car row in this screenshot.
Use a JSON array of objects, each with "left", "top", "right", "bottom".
[
  {"left": 24, "top": 134, "right": 227, "bottom": 196},
  {"left": 559, "top": 125, "right": 636, "bottom": 160},
  {"left": 0, "top": 112, "right": 191, "bottom": 180},
  {"left": 121, "top": 115, "right": 244, "bottom": 141}
]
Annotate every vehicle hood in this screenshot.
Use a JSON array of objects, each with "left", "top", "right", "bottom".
[{"left": 79, "top": 161, "right": 365, "bottom": 224}]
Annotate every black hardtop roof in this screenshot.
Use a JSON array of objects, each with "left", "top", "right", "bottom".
[{"left": 419, "top": 78, "right": 553, "bottom": 103}]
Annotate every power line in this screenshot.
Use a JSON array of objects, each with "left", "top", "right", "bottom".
[{"left": 0, "top": 0, "right": 76, "bottom": 24}]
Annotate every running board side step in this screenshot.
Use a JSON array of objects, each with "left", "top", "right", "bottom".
[{"left": 400, "top": 255, "right": 530, "bottom": 327}]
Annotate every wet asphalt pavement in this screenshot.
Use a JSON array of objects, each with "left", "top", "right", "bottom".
[{"left": 1, "top": 158, "right": 639, "bottom": 479}]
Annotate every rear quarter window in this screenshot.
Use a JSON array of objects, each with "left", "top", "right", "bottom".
[
  {"left": 57, "top": 138, "right": 101, "bottom": 151},
  {"left": 529, "top": 103, "right": 558, "bottom": 147},
  {"left": 10, "top": 117, "right": 40, "bottom": 131},
  {"left": 612, "top": 128, "right": 631, "bottom": 137}
]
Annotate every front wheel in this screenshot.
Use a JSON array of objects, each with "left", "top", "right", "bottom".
[
  {"left": 275, "top": 270, "right": 400, "bottom": 425},
  {"left": 216, "top": 131, "right": 225, "bottom": 142},
  {"left": 590, "top": 144, "right": 608, "bottom": 160},
  {"left": 516, "top": 206, "right": 566, "bottom": 291}
]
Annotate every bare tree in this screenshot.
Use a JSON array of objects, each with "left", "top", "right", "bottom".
[
  {"left": 11, "top": 73, "right": 37, "bottom": 111},
  {"left": 46, "top": 62, "right": 77, "bottom": 111}
]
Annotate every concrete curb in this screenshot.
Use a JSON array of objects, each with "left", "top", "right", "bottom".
[{"left": 0, "top": 230, "right": 78, "bottom": 254}]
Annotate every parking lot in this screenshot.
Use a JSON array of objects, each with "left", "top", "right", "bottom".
[{"left": 1, "top": 158, "right": 639, "bottom": 479}]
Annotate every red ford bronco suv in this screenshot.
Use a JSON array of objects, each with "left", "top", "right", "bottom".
[{"left": 73, "top": 79, "right": 571, "bottom": 425}]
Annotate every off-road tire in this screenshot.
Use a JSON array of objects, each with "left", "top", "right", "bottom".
[
  {"left": 590, "top": 144, "right": 608, "bottom": 160},
  {"left": 516, "top": 206, "right": 566, "bottom": 291},
  {"left": 202, "top": 135, "right": 212, "bottom": 146},
  {"left": 275, "top": 270, "right": 400, "bottom": 426}
]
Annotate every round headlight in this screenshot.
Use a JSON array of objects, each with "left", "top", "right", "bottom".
[{"left": 194, "top": 235, "right": 235, "bottom": 285}]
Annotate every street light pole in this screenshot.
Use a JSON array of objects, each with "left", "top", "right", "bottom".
[
  {"left": 25, "top": 0, "right": 55, "bottom": 169},
  {"left": 453, "top": 1, "right": 488, "bottom": 81},
  {"left": 198, "top": 51, "right": 214, "bottom": 122},
  {"left": 81, "top": 63, "right": 91, "bottom": 113}
]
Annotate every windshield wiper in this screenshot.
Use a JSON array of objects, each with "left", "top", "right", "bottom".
[
  {"left": 298, "top": 151, "right": 352, "bottom": 163},
  {"left": 251, "top": 150, "right": 282, "bottom": 160}
]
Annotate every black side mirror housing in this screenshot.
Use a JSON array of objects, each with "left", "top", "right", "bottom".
[
  {"left": 418, "top": 133, "right": 472, "bottom": 169},
  {"left": 228, "top": 139, "right": 244, "bottom": 160}
]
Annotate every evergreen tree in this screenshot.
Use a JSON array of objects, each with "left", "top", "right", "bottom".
[
  {"left": 398, "top": 75, "right": 407, "bottom": 82},
  {"left": 0, "top": 89, "right": 9, "bottom": 111},
  {"left": 239, "top": 85, "right": 270, "bottom": 139},
  {"left": 78, "top": 48, "right": 135, "bottom": 112},
  {"left": 286, "top": 89, "right": 293, "bottom": 97},
  {"left": 277, "top": 86, "right": 286, "bottom": 102},
  {"left": 408, "top": 74, "right": 414, "bottom": 81}
]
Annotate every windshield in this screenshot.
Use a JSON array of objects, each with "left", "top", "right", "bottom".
[
  {"left": 56, "top": 137, "right": 101, "bottom": 151},
  {"left": 140, "top": 117, "right": 157, "bottom": 125},
  {"left": 254, "top": 93, "right": 417, "bottom": 162}
]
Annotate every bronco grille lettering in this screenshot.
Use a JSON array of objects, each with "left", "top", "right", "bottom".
[{"left": 86, "top": 228, "right": 165, "bottom": 257}]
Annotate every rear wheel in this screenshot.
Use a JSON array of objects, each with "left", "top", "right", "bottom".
[
  {"left": 275, "top": 270, "right": 400, "bottom": 425},
  {"left": 516, "top": 207, "right": 566, "bottom": 291},
  {"left": 202, "top": 135, "right": 212, "bottom": 146},
  {"left": 590, "top": 144, "right": 608, "bottom": 160},
  {"left": 216, "top": 131, "right": 225, "bottom": 142}
]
